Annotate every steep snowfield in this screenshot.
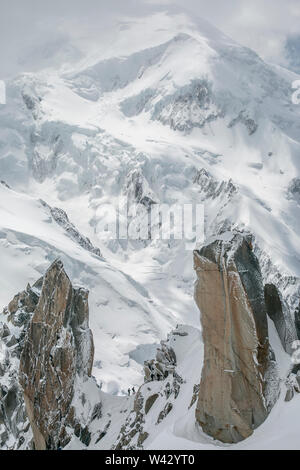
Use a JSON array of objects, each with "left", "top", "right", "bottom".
[{"left": 1, "top": 8, "right": 300, "bottom": 448}]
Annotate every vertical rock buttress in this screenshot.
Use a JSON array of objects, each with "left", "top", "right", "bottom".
[
  {"left": 194, "top": 234, "right": 279, "bottom": 443},
  {"left": 19, "top": 260, "right": 94, "bottom": 450}
]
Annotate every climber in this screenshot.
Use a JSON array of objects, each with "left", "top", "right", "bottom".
[
  {"left": 132, "top": 387, "right": 135, "bottom": 394},
  {"left": 128, "top": 388, "right": 131, "bottom": 396}
]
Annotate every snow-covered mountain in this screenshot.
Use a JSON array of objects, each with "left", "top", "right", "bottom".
[{"left": 1, "top": 8, "right": 300, "bottom": 450}]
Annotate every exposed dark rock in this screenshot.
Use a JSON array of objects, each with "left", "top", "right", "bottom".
[
  {"left": 4, "top": 281, "right": 41, "bottom": 328},
  {"left": 19, "top": 259, "right": 94, "bottom": 450},
  {"left": 156, "top": 402, "right": 173, "bottom": 424},
  {"left": 193, "top": 168, "right": 238, "bottom": 234},
  {"left": 0, "top": 323, "right": 10, "bottom": 339},
  {"left": 95, "top": 419, "right": 111, "bottom": 444},
  {"left": 152, "top": 79, "right": 222, "bottom": 132},
  {"left": 295, "top": 303, "right": 300, "bottom": 340},
  {"left": 91, "top": 402, "right": 102, "bottom": 421},
  {"left": 0, "top": 180, "right": 11, "bottom": 189},
  {"left": 287, "top": 178, "right": 300, "bottom": 204},
  {"left": 113, "top": 325, "right": 186, "bottom": 450},
  {"left": 228, "top": 110, "right": 258, "bottom": 135},
  {"left": 144, "top": 335, "right": 176, "bottom": 382},
  {"left": 264, "top": 283, "right": 297, "bottom": 354},
  {"left": 188, "top": 383, "right": 200, "bottom": 409},
  {"left": 194, "top": 233, "right": 279, "bottom": 443},
  {"left": 145, "top": 394, "right": 159, "bottom": 414},
  {"left": 40, "top": 201, "right": 102, "bottom": 257},
  {"left": 120, "top": 88, "right": 156, "bottom": 118},
  {"left": 74, "top": 423, "right": 92, "bottom": 446},
  {"left": 28, "top": 128, "right": 64, "bottom": 183},
  {"left": 0, "top": 281, "right": 42, "bottom": 449},
  {"left": 113, "top": 390, "right": 146, "bottom": 450},
  {"left": 125, "top": 168, "right": 157, "bottom": 209},
  {"left": 285, "top": 388, "right": 294, "bottom": 402},
  {"left": 137, "top": 431, "right": 149, "bottom": 446},
  {"left": 193, "top": 168, "right": 218, "bottom": 197}
]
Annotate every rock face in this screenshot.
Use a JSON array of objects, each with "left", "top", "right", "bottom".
[
  {"left": 125, "top": 168, "right": 157, "bottom": 210},
  {"left": 228, "top": 110, "right": 258, "bottom": 135},
  {"left": 194, "top": 234, "right": 279, "bottom": 443},
  {"left": 287, "top": 177, "right": 300, "bottom": 205},
  {"left": 295, "top": 303, "right": 300, "bottom": 340},
  {"left": 144, "top": 336, "right": 177, "bottom": 382},
  {"left": 153, "top": 79, "right": 221, "bottom": 132},
  {"left": 40, "top": 201, "right": 102, "bottom": 258},
  {"left": 264, "top": 283, "right": 297, "bottom": 354},
  {"left": 19, "top": 260, "right": 94, "bottom": 450}
]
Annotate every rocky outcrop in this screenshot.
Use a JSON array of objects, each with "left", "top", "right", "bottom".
[
  {"left": 0, "top": 280, "right": 43, "bottom": 449},
  {"left": 19, "top": 259, "right": 94, "bottom": 450},
  {"left": 287, "top": 177, "right": 300, "bottom": 205},
  {"left": 193, "top": 168, "right": 238, "bottom": 202},
  {"left": 194, "top": 234, "right": 279, "bottom": 443},
  {"left": 0, "top": 259, "right": 98, "bottom": 450},
  {"left": 22, "top": 86, "right": 42, "bottom": 120},
  {"left": 254, "top": 241, "right": 300, "bottom": 316},
  {"left": 284, "top": 369, "right": 300, "bottom": 402},
  {"left": 152, "top": 79, "right": 222, "bottom": 132},
  {"left": 264, "top": 283, "right": 297, "bottom": 354},
  {"left": 228, "top": 110, "right": 258, "bottom": 135},
  {"left": 192, "top": 168, "right": 239, "bottom": 238},
  {"left": 124, "top": 168, "right": 157, "bottom": 210},
  {"left": 0, "top": 180, "right": 11, "bottom": 189},
  {"left": 144, "top": 336, "right": 177, "bottom": 382},
  {"left": 40, "top": 200, "right": 102, "bottom": 258},
  {"left": 113, "top": 326, "right": 186, "bottom": 450},
  {"left": 295, "top": 303, "right": 300, "bottom": 340}
]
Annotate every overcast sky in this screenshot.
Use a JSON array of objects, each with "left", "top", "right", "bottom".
[{"left": 0, "top": 0, "right": 299, "bottom": 78}]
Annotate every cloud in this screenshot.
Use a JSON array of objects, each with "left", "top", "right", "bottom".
[
  {"left": 0, "top": 0, "right": 299, "bottom": 77},
  {"left": 146, "top": 0, "right": 300, "bottom": 64}
]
